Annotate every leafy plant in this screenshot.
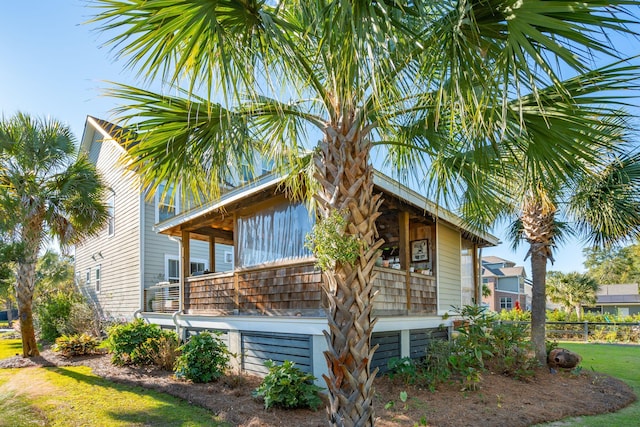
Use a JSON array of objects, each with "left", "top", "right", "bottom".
[
  {"left": 131, "top": 330, "right": 179, "bottom": 370},
  {"left": 253, "top": 360, "right": 323, "bottom": 410},
  {"left": 387, "top": 357, "right": 418, "bottom": 384},
  {"left": 105, "top": 318, "right": 164, "bottom": 365},
  {"left": 174, "top": 331, "right": 230, "bottom": 383},
  {"left": 52, "top": 333, "right": 99, "bottom": 358},
  {"left": 489, "top": 323, "right": 537, "bottom": 379},
  {"left": 34, "top": 290, "right": 80, "bottom": 342},
  {"left": 305, "top": 210, "right": 360, "bottom": 271}
]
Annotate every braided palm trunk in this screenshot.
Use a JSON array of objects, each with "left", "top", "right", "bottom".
[
  {"left": 314, "top": 117, "right": 384, "bottom": 427},
  {"left": 521, "top": 198, "right": 556, "bottom": 365},
  {"left": 15, "top": 212, "right": 43, "bottom": 357}
]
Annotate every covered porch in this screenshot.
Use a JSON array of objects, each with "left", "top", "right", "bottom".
[{"left": 144, "top": 172, "right": 496, "bottom": 317}]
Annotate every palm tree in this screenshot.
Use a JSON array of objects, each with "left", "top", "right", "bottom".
[
  {"left": 547, "top": 271, "right": 600, "bottom": 319},
  {"left": 0, "top": 113, "right": 108, "bottom": 357},
  {"left": 461, "top": 141, "right": 640, "bottom": 363},
  {"left": 90, "top": 1, "right": 640, "bottom": 424}
]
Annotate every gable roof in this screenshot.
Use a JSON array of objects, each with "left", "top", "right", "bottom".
[
  {"left": 482, "top": 259, "right": 526, "bottom": 279},
  {"left": 155, "top": 170, "right": 500, "bottom": 247},
  {"left": 80, "top": 117, "right": 500, "bottom": 247},
  {"left": 482, "top": 255, "right": 512, "bottom": 265}
]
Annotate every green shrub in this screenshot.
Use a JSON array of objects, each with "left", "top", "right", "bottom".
[
  {"left": 132, "top": 330, "right": 180, "bottom": 370},
  {"left": 35, "top": 290, "right": 80, "bottom": 342},
  {"left": 52, "top": 333, "right": 99, "bottom": 358},
  {"left": 106, "top": 319, "right": 164, "bottom": 365},
  {"left": 420, "top": 339, "right": 453, "bottom": 390},
  {"left": 488, "top": 323, "right": 537, "bottom": 379},
  {"left": 174, "top": 331, "right": 230, "bottom": 383},
  {"left": 253, "top": 360, "right": 323, "bottom": 410}
]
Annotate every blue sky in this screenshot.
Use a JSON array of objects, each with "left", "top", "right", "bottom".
[{"left": 2, "top": 1, "right": 639, "bottom": 277}]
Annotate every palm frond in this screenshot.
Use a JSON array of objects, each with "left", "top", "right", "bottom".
[{"left": 569, "top": 148, "right": 640, "bottom": 248}]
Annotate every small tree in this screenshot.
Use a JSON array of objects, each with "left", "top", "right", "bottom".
[
  {"left": 0, "top": 113, "right": 108, "bottom": 357},
  {"left": 547, "top": 272, "right": 600, "bottom": 320}
]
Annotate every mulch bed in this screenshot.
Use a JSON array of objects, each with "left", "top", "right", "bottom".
[{"left": 0, "top": 349, "right": 636, "bottom": 426}]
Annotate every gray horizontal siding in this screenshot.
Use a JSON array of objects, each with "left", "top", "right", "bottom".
[
  {"left": 75, "top": 128, "right": 141, "bottom": 319},
  {"left": 371, "top": 332, "right": 401, "bottom": 374},
  {"left": 241, "top": 332, "right": 312, "bottom": 376},
  {"left": 409, "top": 328, "right": 449, "bottom": 360}
]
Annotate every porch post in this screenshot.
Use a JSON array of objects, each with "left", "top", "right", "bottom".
[
  {"left": 209, "top": 236, "right": 216, "bottom": 272},
  {"left": 181, "top": 230, "right": 190, "bottom": 311},
  {"left": 474, "top": 244, "right": 480, "bottom": 305},
  {"left": 398, "top": 211, "right": 411, "bottom": 311}
]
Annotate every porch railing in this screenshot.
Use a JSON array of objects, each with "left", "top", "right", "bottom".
[{"left": 144, "top": 282, "right": 180, "bottom": 313}]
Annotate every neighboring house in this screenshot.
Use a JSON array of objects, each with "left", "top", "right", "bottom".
[
  {"left": 590, "top": 284, "right": 640, "bottom": 316},
  {"left": 481, "top": 256, "right": 529, "bottom": 311},
  {"left": 74, "top": 116, "right": 234, "bottom": 319}
]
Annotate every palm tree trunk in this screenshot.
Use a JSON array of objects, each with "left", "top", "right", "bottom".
[
  {"left": 15, "top": 214, "right": 42, "bottom": 357},
  {"left": 314, "top": 118, "right": 383, "bottom": 426},
  {"left": 521, "top": 196, "right": 556, "bottom": 366},
  {"left": 529, "top": 246, "right": 548, "bottom": 365}
]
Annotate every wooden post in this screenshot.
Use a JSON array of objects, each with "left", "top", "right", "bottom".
[
  {"left": 209, "top": 236, "right": 216, "bottom": 272},
  {"left": 398, "top": 211, "right": 411, "bottom": 311},
  {"left": 473, "top": 243, "right": 480, "bottom": 305},
  {"left": 181, "top": 230, "right": 190, "bottom": 311}
]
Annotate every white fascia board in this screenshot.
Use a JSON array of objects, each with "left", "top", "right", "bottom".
[
  {"left": 372, "top": 171, "right": 500, "bottom": 246},
  {"left": 175, "top": 314, "right": 329, "bottom": 335}
]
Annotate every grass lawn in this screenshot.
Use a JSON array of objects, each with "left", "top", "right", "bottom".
[
  {"left": 0, "top": 366, "right": 227, "bottom": 426},
  {"left": 0, "top": 339, "right": 22, "bottom": 359},
  {"left": 0, "top": 340, "right": 227, "bottom": 426},
  {"left": 539, "top": 343, "right": 640, "bottom": 426}
]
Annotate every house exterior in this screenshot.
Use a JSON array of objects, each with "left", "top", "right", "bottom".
[
  {"left": 75, "top": 116, "right": 499, "bottom": 383},
  {"left": 74, "top": 116, "right": 233, "bottom": 319},
  {"left": 143, "top": 170, "right": 498, "bottom": 382},
  {"left": 481, "top": 256, "right": 529, "bottom": 311},
  {"left": 590, "top": 284, "right": 640, "bottom": 316}
]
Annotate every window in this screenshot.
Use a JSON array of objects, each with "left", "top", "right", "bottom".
[
  {"left": 95, "top": 265, "right": 101, "bottom": 293},
  {"left": 224, "top": 251, "right": 233, "bottom": 264},
  {"left": 165, "top": 255, "right": 208, "bottom": 282},
  {"left": 155, "top": 182, "right": 179, "bottom": 222},
  {"left": 190, "top": 261, "right": 205, "bottom": 274},
  {"left": 500, "top": 297, "right": 513, "bottom": 310},
  {"left": 236, "top": 202, "right": 313, "bottom": 268},
  {"left": 166, "top": 257, "right": 180, "bottom": 283},
  {"left": 107, "top": 190, "right": 115, "bottom": 236},
  {"left": 85, "top": 268, "right": 91, "bottom": 288}
]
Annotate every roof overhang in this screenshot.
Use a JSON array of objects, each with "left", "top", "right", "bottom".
[{"left": 155, "top": 170, "right": 499, "bottom": 247}]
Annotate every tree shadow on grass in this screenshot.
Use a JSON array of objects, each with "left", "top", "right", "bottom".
[{"left": 50, "top": 367, "right": 229, "bottom": 426}]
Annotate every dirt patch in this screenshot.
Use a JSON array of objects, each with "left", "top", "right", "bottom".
[{"left": 0, "top": 350, "right": 635, "bottom": 426}]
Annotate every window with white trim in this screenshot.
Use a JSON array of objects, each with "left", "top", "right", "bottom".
[
  {"left": 166, "top": 256, "right": 180, "bottom": 283},
  {"left": 95, "top": 265, "right": 101, "bottom": 293},
  {"left": 224, "top": 251, "right": 233, "bottom": 264},
  {"left": 500, "top": 297, "right": 513, "bottom": 310},
  {"left": 85, "top": 268, "right": 91, "bottom": 288},
  {"left": 107, "top": 190, "right": 115, "bottom": 236},
  {"left": 190, "top": 261, "right": 206, "bottom": 274},
  {"left": 165, "top": 255, "right": 208, "bottom": 282}
]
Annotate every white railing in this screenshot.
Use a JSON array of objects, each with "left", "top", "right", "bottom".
[{"left": 144, "top": 281, "right": 180, "bottom": 313}]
